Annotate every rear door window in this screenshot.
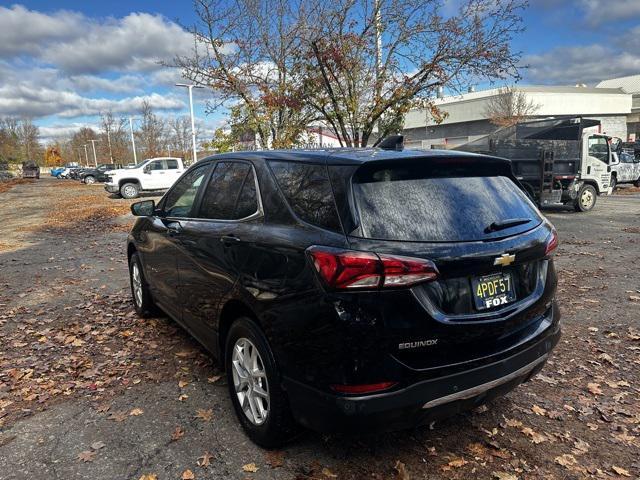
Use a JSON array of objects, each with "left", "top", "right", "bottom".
[
  {"left": 166, "top": 159, "right": 179, "bottom": 169},
  {"left": 352, "top": 163, "right": 542, "bottom": 242},
  {"left": 199, "top": 161, "right": 259, "bottom": 220},
  {"left": 269, "top": 161, "right": 341, "bottom": 232}
]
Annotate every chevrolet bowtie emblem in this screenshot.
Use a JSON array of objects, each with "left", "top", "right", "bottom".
[{"left": 494, "top": 253, "right": 516, "bottom": 267}]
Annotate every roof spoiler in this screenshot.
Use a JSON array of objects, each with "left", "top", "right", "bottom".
[{"left": 373, "top": 135, "right": 404, "bottom": 151}]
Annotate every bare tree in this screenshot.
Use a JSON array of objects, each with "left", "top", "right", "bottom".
[
  {"left": 136, "top": 101, "right": 166, "bottom": 158},
  {"left": 485, "top": 86, "right": 540, "bottom": 127},
  {"left": 167, "top": 116, "right": 193, "bottom": 161},
  {"left": 175, "top": 0, "right": 318, "bottom": 149}
]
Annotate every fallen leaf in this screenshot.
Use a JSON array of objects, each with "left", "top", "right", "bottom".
[
  {"left": 555, "top": 454, "right": 577, "bottom": 468},
  {"left": 611, "top": 466, "right": 631, "bottom": 477},
  {"left": 77, "top": 450, "right": 96, "bottom": 462},
  {"left": 195, "top": 409, "right": 213, "bottom": 422},
  {"left": 178, "top": 394, "right": 189, "bottom": 402},
  {"left": 531, "top": 405, "right": 547, "bottom": 416},
  {"left": 138, "top": 475, "right": 157, "bottom": 480},
  {"left": 129, "top": 408, "right": 144, "bottom": 416},
  {"left": 587, "top": 383, "right": 602, "bottom": 395},
  {"left": 207, "top": 375, "right": 222, "bottom": 383},
  {"left": 521, "top": 427, "right": 546, "bottom": 444},
  {"left": 449, "top": 458, "right": 467, "bottom": 468},
  {"left": 178, "top": 380, "right": 189, "bottom": 388},
  {"left": 504, "top": 418, "right": 523, "bottom": 428},
  {"left": 181, "top": 469, "right": 195, "bottom": 480},
  {"left": 394, "top": 460, "right": 410, "bottom": 480},
  {"left": 322, "top": 467, "right": 337, "bottom": 478},
  {"left": 171, "top": 426, "right": 185, "bottom": 441},
  {"left": 91, "top": 441, "right": 106, "bottom": 450},
  {"left": 242, "top": 463, "right": 259, "bottom": 473},
  {"left": 198, "top": 451, "right": 214, "bottom": 467}
]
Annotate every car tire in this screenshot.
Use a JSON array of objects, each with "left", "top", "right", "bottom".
[
  {"left": 120, "top": 182, "right": 140, "bottom": 199},
  {"left": 574, "top": 184, "right": 597, "bottom": 212},
  {"left": 129, "top": 252, "right": 156, "bottom": 317},
  {"left": 225, "top": 317, "right": 298, "bottom": 448},
  {"left": 610, "top": 175, "right": 617, "bottom": 191},
  {"left": 84, "top": 175, "right": 96, "bottom": 185}
]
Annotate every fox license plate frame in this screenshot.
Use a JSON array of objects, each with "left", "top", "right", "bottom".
[{"left": 471, "top": 272, "right": 516, "bottom": 310}]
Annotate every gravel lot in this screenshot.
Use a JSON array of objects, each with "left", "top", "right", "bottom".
[{"left": 1, "top": 177, "right": 639, "bottom": 480}]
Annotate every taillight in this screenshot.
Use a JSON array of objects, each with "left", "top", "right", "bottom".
[
  {"left": 545, "top": 230, "right": 558, "bottom": 256},
  {"left": 307, "top": 246, "right": 438, "bottom": 290},
  {"left": 330, "top": 381, "right": 397, "bottom": 394},
  {"left": 379, "top": 253, "right": 439, "bottom": 287}
]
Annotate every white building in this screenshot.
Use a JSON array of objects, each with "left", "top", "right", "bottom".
[
  {"left": 403, "top": 85, "right": 633, "bottom": 149},
  {"left": 596, "top": 74, "right": 640, "bottom": 141}
]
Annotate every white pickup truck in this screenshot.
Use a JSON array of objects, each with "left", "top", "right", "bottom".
[{"left": 104, "top": 157, "right": 185, "bottom": 198}]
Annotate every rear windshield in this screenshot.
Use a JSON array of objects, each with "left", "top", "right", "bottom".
[{"left": 352, "top": 166, "right": 541, "bottom": 242}]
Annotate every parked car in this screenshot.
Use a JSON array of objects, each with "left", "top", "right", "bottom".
[
  {"left": 22, "top": 162, "right": 40, "bottom": 179},
  {"left": 50, "top": 166, "right": 65, "bottom": 177},
  {"left": 104, "top": 157, "right": 184, "bottom": 198},
  {"left": 79, "top": 163, "right": 123, "bottom": 184},
  {"left": 50, "top": 164, "right": 78, "bottom": 177},
  {"left": 126, "top": 149, "right": 561, "bottom": 447},
  {"left": 610, "top": 151, "right": 640, "bottom": 189}
]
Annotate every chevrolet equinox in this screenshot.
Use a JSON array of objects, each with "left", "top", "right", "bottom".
[{"left": 127, "top": 148, "right": 560, "bottom": 447}]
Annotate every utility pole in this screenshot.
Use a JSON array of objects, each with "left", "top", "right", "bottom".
[
  {"left": 129, "top": 117, "right": 137, "bottom": 164},
  {"left": 83, "top": 144, "right": 89, "bottom": 165},
  {"left": 176, "top": 83, "right": 205, "bottom": 163},
  {"left": 106, "top": 129, "right": 113, "bottom": 163},
  {"left": 374, "top": 0, "right": 383, "bottom": 147},
  {"left": 89, "top": 139, "right": 99, "bottom": 166}
]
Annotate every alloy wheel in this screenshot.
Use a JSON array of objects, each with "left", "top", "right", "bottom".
[
  {"left": 131, "top": 263, "right": 143, "bottom": 307},
  {"left": 231, "top": 338, "right": 270, "bottom": 425},
  {"left": 123, "top": 185, "right": 136, "bottom": 198}
]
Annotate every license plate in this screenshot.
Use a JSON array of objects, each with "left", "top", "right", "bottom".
[{"left": 471, "top": 273, "right": 516, "bottom": 310}]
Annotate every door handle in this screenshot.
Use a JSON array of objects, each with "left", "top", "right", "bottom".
[
  {"left": 167, "top": 222, "right": 183, "bottom": 236},
  {"left": 220, "top": 235, "right": 241, "bottom": 244}
]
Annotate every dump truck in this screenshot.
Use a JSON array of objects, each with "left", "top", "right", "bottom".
[{"left": 455, "top": 117, "right": 618, "bottom": 212}]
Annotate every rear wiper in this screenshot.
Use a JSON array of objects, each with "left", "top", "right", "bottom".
[{"left": 484, "top": 218, "right": 532, "bottom": 233}]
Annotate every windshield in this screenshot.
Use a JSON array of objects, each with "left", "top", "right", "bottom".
[
  {"left": 352, "top": 167, "right": 542, "bottom": 242},
  {"left": 129, "top": 160, "right": 150, "bottom": 169}
]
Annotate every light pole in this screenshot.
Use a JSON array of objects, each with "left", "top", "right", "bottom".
[
  {"left": 176, "top": 83, "right": 205, "bottom": 163},
  {"left": 129, "top": 117, "right": 137, "bottom": 164},
  {"left": 83, "top": 144, "right": 89, "bottom": 166},
  {"left": 89, "top": 139, "right": 99, "bottom": 166}
]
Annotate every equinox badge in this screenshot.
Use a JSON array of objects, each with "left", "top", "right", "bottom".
[{"left": 493, "top": 253, "right": 515, "bottom": 267}]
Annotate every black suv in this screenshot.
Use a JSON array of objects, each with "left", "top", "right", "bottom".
[{"left": 127, "top": 149, "right": 560, "bottom": 447}]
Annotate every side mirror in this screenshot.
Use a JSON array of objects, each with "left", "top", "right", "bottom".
[
  {"left": 131, "top": 200, "right": 156, "bottom": 216},
  {"left": 143, "top": 165, "right": 150, "bottom": 173}
]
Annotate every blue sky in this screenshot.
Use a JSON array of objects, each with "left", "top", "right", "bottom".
[{"left": 1, "top": 0, "right": 640, "bottom": 142}]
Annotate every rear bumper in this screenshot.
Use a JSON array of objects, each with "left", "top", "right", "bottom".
[{"left": 282, "top": 323, "right": 560, "bottom": 433}]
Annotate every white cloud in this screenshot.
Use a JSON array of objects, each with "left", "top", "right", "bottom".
[
  {"left": 0, "top": 6, "right": 194, "bottom": 75},
  {"left": 0, "top": 5, "right": 83, "bottom": 57},
  {"left": 524, "top": 43, "right": 640, "bottom": 85},
  {"left": 0, "top": 83, "right": 185, "bottom": 118},
  {"left": 579, "top": 0, "right": 640, "bottom": 25}
]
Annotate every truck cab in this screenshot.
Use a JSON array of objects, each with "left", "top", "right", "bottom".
[{"left": 104, "top": 157, "right": 184, "bottom": 198}]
